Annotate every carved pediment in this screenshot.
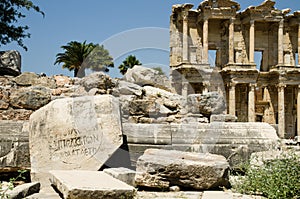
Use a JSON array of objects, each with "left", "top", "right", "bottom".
[
  {"left": 242, "top": 0, "right": 290, "bottom": 19},
  {"left": 172, "top": 3, "right": 194, "bottom": 14},
  {"left": 198, "top": 0, "right": 240, "bottom": 11},
  {"left": 255, "top": 0, "right": 275, "bottom": 11}
]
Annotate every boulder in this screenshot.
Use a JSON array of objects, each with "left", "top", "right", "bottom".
[
  {"left": 13, "top": 72, "right": 56, "bottom": 88},
  {"left": 29, "top": 95, "right": 123, "bottom": 187},
  {"left": 9, "top": 86, "right": 51, "bottom": 110},
  {"left": 50, "top": 170, "right": 136, "bottom": 199},
  {"left": 116, "top": 80, "right": 143, "bottom": 96},
  {"left": 187, "top": 92, "right": 226, "bottom": 116},
  {"left": 53, "top": 75, "right": 71, "bottom": 87},
  {"left": 123, "top": 65, "right": 175, "bottom": 92},
  {"left": 79, "top": 72, "right": 114, "bottom": 92},
  {"left": 135, "top": 149, "right": 230, "bottom": 190},
  {"left": 13, "top": 72, "right": 39, "bottom": 86},
  {"left": 0, "top": 50, "right": 21, "bottom": 76}
]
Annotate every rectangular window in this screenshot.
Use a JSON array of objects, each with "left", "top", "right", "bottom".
[
  {"left": 254, "top": 51, "right": 262, "bottom": 71},
  {"left": 208, "top": 50, "right": 217, "bottom": 67}
]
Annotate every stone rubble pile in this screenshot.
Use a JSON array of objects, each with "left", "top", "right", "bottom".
[{"left": 0, "top": 66, "right": 224, "bottom": 124}]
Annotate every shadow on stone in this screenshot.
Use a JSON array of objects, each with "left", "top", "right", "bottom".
[{"left": 99, "top": 135, "right": 134, "bottom": 170}]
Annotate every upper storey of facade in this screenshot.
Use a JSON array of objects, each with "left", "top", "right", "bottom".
[{"left": 170, "top": 0, "right": 300, "bottom": 72}]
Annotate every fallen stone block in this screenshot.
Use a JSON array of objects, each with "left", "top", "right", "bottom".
[
  {"left": 123, "top": 65, "right": 175, "bottom": 92},
  {"left": 104, "top": 167, "right": 136, "bottom": 187},
  {"left": 29, "top": 95, "right": 123, "bottom": 187},
  {"left": 135, "top": 149, "right": 230, "bottom": 190},
  {"left": 6, "top": 182, "right": 40, "bottom": 199},
  {"left": 50, "top": 170, "right": 136, "bottom": 199}
]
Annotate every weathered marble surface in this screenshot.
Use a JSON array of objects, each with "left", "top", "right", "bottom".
[
  {"left": 50, "top": 170, "right": 136, "bottom": 199},
  {"left": 135, "top": 149, "right": 230, "bottom": 190},
  {"left": 29, "top": 95, "right": 123, "bottom": 187}
]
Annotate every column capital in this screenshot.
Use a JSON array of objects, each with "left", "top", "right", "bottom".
[
  {"left": 250, "top": 20, "right": 255, "bottom": 26},
  {"left": 277, "top": 83, "right": 286, "bottom": 92},
  {"left": 279, "top": 19, "right": 284, "bottom": 28},
  {"left": 249, "top": 83, "right": 257, "bottom": 91},
  {"left": 230, "top": 17, "right": 236, "bottom": 23},
  {"left": 277, "top": 83, "right": 286, "bottom": 88},
  {"left": 203, "top": 16, "right": 209, "bottom": 22},
  {"left": 228, "top": 82, "right": 237, "bottom": 88},
  {"left": 182, "top": 12, "right": 189, "bottom": 21}
]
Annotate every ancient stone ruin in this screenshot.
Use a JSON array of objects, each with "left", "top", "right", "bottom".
[
  {"left": 0, "top": 0, "right": 299, "bottom": 198},
  {"left": 170, "top": 0, "right": 300, "bottom": 139}
]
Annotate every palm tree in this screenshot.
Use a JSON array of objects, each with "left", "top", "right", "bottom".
[
  {"left": 54, "top": 41, "right": 113, "bottom": 77},
  {"left": 118, "top": 55, "right": 142, "bottom": 75}
]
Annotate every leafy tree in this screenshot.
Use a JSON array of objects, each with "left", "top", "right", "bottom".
[
  {"left": 54, "top": 41, "right": 113, "bottom": 77},
  {"left": 118, "top": 55, "right": 142, "bottom": 75},
  {"left": 152, "top": 66, "right": 165, "bottom": 75},
  {"left": 0, "top": 0, "right": 44, "bottom": 51}
]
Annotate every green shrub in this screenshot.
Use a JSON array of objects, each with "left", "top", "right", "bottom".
[
  {"left": 0, "top": 170, "right": 27, "bottom": 199},
  {"left": 232, "top": 151, "right": 300, "bottom": 199}
]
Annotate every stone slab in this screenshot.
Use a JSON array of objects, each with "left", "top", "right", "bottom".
[
  {"left": 123, "top": 123, "right": 172, "bottom": 145},
  {"left": 29, "top": 95, "right": 123, "bottom": 186},
  {"left": 103, "top": 167, "right": 136, "bottom": 187},
  {"left": 50, "top": 170, "right": 136, "bottom": 199}
]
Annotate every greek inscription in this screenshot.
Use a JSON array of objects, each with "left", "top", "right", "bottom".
[
  {"left": 52, "top": 134, "right": 99, "bottom": 150},
  {"left": 49, "top": 128, "right": 101, "bottom": 159}
]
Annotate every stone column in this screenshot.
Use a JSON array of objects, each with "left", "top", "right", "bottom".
[
  {"left": 182, "top": 81, "right": 189, "bottom": 98},
  {"left": 278, "top": 19, "right": 284, "bottom": 65},
  {"left": 203, "top": 18, "right": 209, "bottom": 64},
  {"left": 229, "top": 83, "right": 236, "bottom": 116},
  {"left": 298, "top": 24, "right": 300, "bottom": 66},
  {"left": 182, "top": 11, "right": 189, "bottom": 63},
  {"left": 278, "top": 83, "right": 285, "bottom": 138},
  {"left": 249, "top": 20, "right": 255, "bottom": 64},
  {"left": 228, "top": 18, "right": 235, "bottom": 64},
  {"left": 297, "top": 86, "right": 300, "bottom": 136},
  {"left": 248, "top": 83, "right": 256, "bottom": 122}
]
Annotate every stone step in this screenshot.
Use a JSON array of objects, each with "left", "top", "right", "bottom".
[{"left": 49, "top": 170, "right": 136, "bottom": 199}]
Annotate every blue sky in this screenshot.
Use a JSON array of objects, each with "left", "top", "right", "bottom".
[{"left": 2, "top": 0, "right": 300, "bottom": 77}]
